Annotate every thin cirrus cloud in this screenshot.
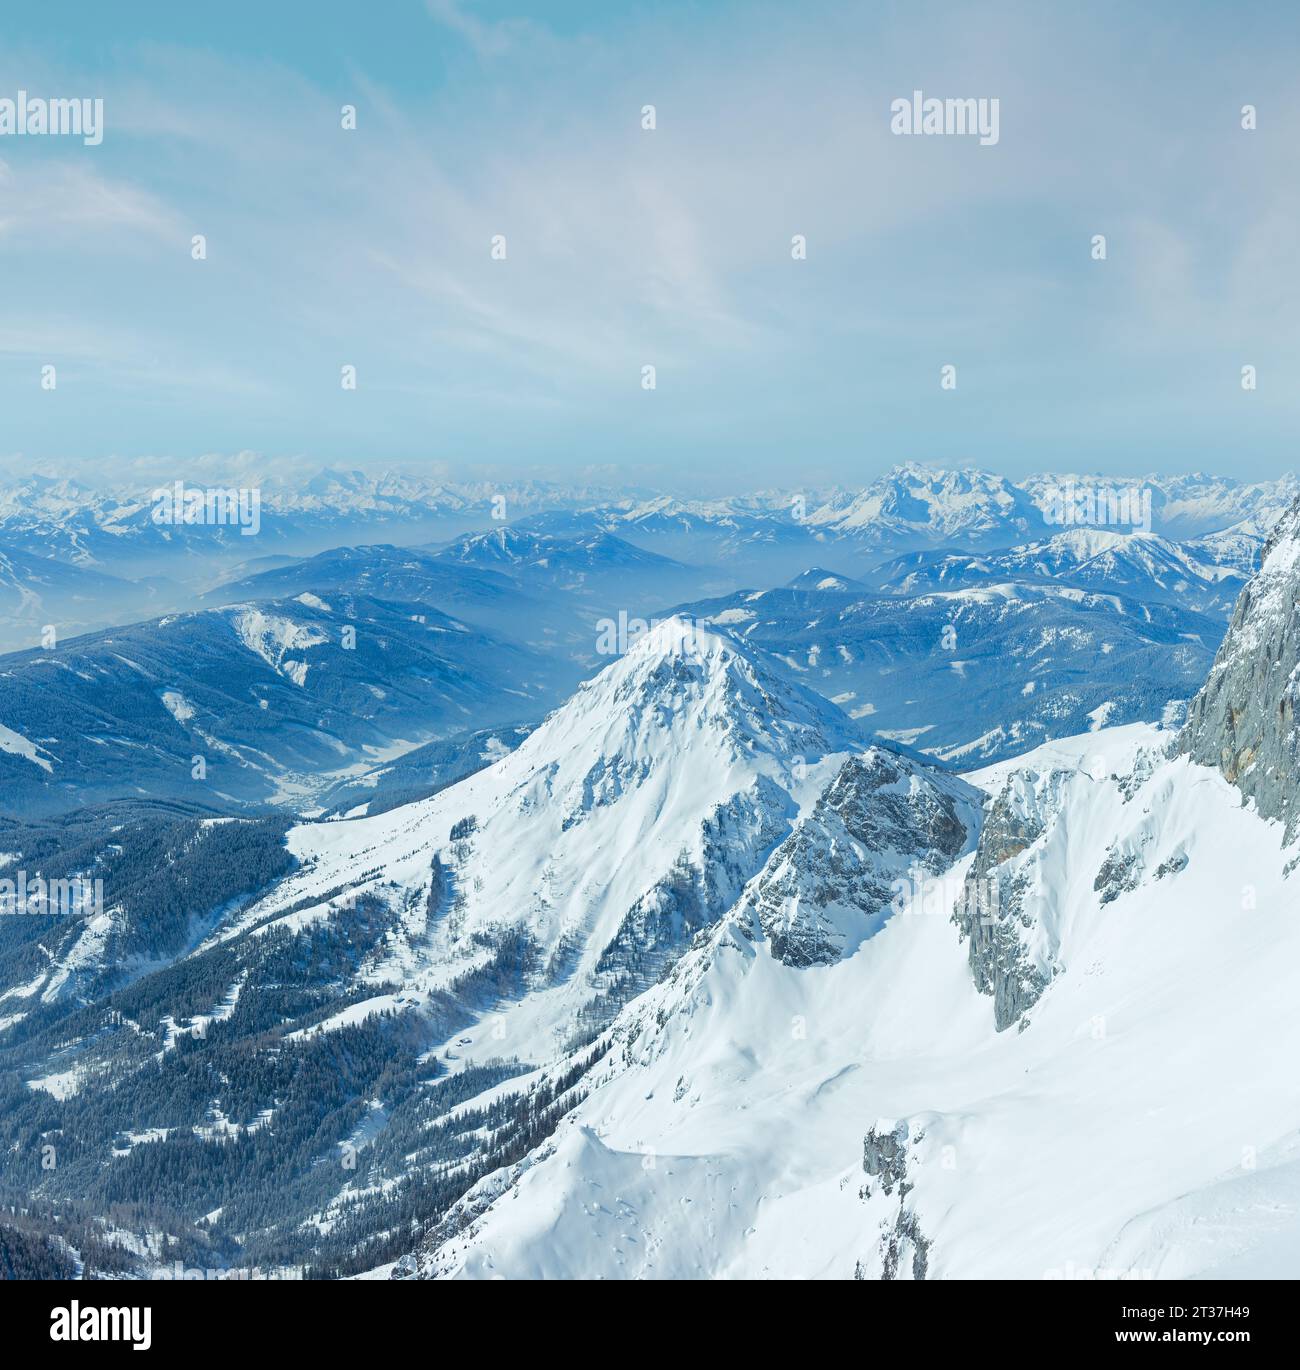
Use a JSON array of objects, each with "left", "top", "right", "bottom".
[
  {"left": 0, "top": 160, "right": 178, "bottom": 242},
  {"left": 0, "top": 0, "right": 1296, "bottom": 487}
]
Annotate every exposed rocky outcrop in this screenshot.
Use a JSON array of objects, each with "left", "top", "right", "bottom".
[
  {"left": 1154, "top": 851, "right": 1189, "bottom": 880},
  {"left": 858, "top": 1120, "right": 931, "bottom": 1279},
  {"left": 750, "top": 749, "right": 979, "bottom": 967},
  {"left": 1094, "top": 842, "right": 1145, "bottom": 905},
  {"left": 953, "top": 776, "right": 1050, "bottom": 1030},
  {"left": 881, "top": 1209, "right": 931, "bottom": 1281},
  {"left": 862, "top": 1120, "right": 911, "bottom": 1197},
  {"left": 1180, "top": 494, "right": 1300, "bottom": 838}
]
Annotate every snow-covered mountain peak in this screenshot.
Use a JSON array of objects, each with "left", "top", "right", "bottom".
[
  {"left": 1038, "top": 526, "right": 1150, "bottom": 554},
  {"left": 562, "top": 615, "right": 865, "bottom": 768},
  {"left": 229, "top": 617, "right": 868, "bottom": 1058},
  {"left": 410, "top": 715, "right": 1300, "bottom": 1281},
  {"left": 785, "top": 567, "right": 866, "bottom": 592},
  {"left": 807, "top": 464, "right": 1045, "bottom": 544}
]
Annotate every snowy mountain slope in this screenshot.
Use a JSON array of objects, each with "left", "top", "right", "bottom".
[
  {"left": 317, "top": 721, "right": 537, "bottom": 819},
  {"left": 427, "top": 528, "right": 709, "bottom": 639},
  {"left": 0, "top": 618, "right": 888, "bottom": 1275},
  {"left": 1184, "top": 523, "right": 1267, "bottom": 576},
  {"left": 218, "top": 619, "right": 870, "bottom": 1058},
  {"left": 0, "top": 545, "right": 160, "bottom": 653},
  {"left": 4, "top": 467, "right": 1292, "bottom": 575},
  {"left": 428, "top": 526, "right": 691, "bottom": 587},
  {"left": 7, "top": 470, "right": 1300, "bottom": 1282},
  {"left": 537, "top": 468, "right": 1055, "bottom": 584},
  {"left": 0, "top": 806, "right": 294, "bottom": 1011},
  {"left": 748, "top": 748, "right": 980, "bottom": 968},
  {"left": 0, "top": 471, "right": 633, "bottom": 578},
  {"left": 2, "top": 468, "right": 1288, "bottom": 633},
  {"left": 392, "top": 514, "right": 1300, "bottom": 1280},
  {"left": 784, "top": 567, "right": 872, "bottom": 593},
  {"left": 409, "top": 719, "right": 1300, "bottom": 1280},
  {"left": 1017, "top": 471, "right": 1299, "bottom": 540},
  {"left": 795, "top": 468, "right": 1293, "bottom": 565},
  {"left": 538, "top": 504, "right": 832, "bottom": 589}
]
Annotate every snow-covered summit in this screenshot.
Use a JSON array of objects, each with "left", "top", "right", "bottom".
[
  {"left": 561, "top": 615, "right": 867, "bottom": 765},
  {"left": 808, "top": 464, "right": 1044, "bottom": 545},
  {"left": 231, "top": 617, "right": 868, "bottom": 1055}
]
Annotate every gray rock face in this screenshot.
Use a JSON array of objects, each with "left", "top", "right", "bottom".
[
  {"left": 953, "top": 778, "right": 1049, "bottom": 1031},
  {"left": 858, "top": 1120, "right": 931, "bottom": 1279},
  {"left": 881, "top": 1209, "right": 931, "bottom": 1281},
  {"left": 1180, "top": 495, "right": 1300, "bottom": 838},
  {"left": 750, "top": 749, "right": 979, "bottom": 968},
  {"left": 1154, "top": 851, "right": 1189, "bottom": 880},
  {"left": 1094, "top": 844, "right": 1144, "bottom": 905},
  {"left": 862, "top": 1121, "right": 911, "bottom": 1197}
]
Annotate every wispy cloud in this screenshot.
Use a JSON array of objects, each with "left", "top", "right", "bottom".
[
  {"left": 0, "top": 159, "right": 179, "bottom": 242},
  {"left": 424, "top": 0, "right": 550, "bottom": 59},
  {"left": 0, "top": 1, "right": 1297, "bottom": 485}
]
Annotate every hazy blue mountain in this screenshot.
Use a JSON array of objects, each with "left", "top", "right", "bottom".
[
  {"left": 676, "top": 577, "right": 1220, "bottom": 762},
  {"left": 785, "top": 567, "right": 873, "bottom": 593},
  {"left": 0, "top": 594, "right": 571, "bottom": 817},
  {"left": 868, "top": 527, "right": 1248, "bottom": 620},
  {"left": 200, "top": 542, "right": 579, "bottom": 648},
  {"left": 510, "top": 505, "right": 830, "bottom": 588},
  {"left": 0, "top": 543, "right": 167, "bottom": 653},
  {"left": 0, "top": 471, "right": 629, "bottom": 579},
  {"left": 807, "top": 464, "right": 1051, "bottom": 547},
  {"left": 428, "top": 526, "right": 699, "bottom": 596},
  {"left": 318, "top": 721, "right": 536, "bottom": 817}
]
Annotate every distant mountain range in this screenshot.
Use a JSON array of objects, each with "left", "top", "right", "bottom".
[
  {"left": 2, "top": 465, "right": 1293, "bottom": 579},
  {"left": 0, "top": 465, "right": 1277, "bottom": 809}
]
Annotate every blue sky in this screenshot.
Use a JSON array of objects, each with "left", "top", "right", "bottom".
[{"left": 0, "top": 0, "right": 1298, "bottom": 491}]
